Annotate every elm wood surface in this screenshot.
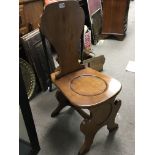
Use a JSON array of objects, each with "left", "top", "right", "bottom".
[
  {"left": 40, "top": 1, "right": 122, "bottom": 154},
  {"left": 44, "top": 0, "right": 102, "bottom": 45},
  {"left": 101, "top": 0, "right": 130, "bottom": 40},
  {"left": 40, "top": 1, "right": 85, "bottom": 79},
  {"left": 51, "top": 68, "right": 121, "bottom": 107}
]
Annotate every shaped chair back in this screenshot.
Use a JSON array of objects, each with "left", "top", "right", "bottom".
[{"left": 40, "top": 1, "right": 85, "bottom": 79}]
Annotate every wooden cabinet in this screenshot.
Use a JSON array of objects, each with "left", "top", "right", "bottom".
[
  {"left": 101, "top": 0, "right": 130, "bottom": 40},
  {"left": 21, "top": 29, "right": 55, "bottom": 92},
  {"left": 19, "top": 0, "right": 44, "bottom": 36}
]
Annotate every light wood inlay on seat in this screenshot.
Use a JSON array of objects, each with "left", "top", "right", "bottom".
[
  {"left": 51, "top": 67, "right": 122, "bottom": 108},
  {"left": 70, "top": 75, "right": 107, "bottom": 96}
]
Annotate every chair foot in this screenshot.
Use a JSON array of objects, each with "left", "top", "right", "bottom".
[
  {"left": 107, "top": 99, "right": 121, "bottom": 132},
  {"left": 78, "top": 138, "right": 92, "bottom": 155},
  {"left": 107, "top": 123, "right": 118, "bottom": 132},
  {"left": 51, "top": 103, "right": 67, "bottom": 117},
  {"left": 79, "top": 122, "right": 96, "bottom": 155},
  {"left": 79, "top": 133, "right": 96, "bottom": 155},
  {"left": 78, "top": 98, "right": 121, "bottom": 154},
  {"left": 78, "top": 142, "right": 91, "bottom": 155}
]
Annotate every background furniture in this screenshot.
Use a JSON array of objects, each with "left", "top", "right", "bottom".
[
  {"left": 20, "top": 58, "right": 36, "bottom": 99},
  {"left": 101, "top": 0, "right": 130, "bottom": 40},
  {"left": 19, "top": 0, "right": 52, "bottom": 98},
  {"left": 21, "top": 29, "right": 55, "bottom": 92},
  {"left": 79, "top": 0, "right": 102, "bottom": 44},
  {"left": 19, "top": 0, "right": 44, "bottom": 36},
  {"left": 40, "top": 1, "right": 122, "bottom": 154}
]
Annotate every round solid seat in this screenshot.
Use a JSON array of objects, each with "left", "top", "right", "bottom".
[
  {"left": 51, "top": 67, "right": 122, "bottom": 108},
  {"left": 70, "top": 74, "right": 107, "bottom": 96}
]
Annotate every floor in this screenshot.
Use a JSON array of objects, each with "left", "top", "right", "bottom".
[
  {"left": 30, "top": 1, "right": 135, "bottom": 155},
  {"left": 19, "top": 140, "right": 32, "bottom": 155}
]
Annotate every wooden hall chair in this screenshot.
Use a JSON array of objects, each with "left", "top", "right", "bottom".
[{"left": 40, "top": 1, "right": 122, "bottom": 154}]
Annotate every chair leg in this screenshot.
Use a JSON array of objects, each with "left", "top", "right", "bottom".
[
  {"left": 79, "top": 120, "right": 97, "bottom": 155},
  {"left": 78, "top": 98, "right": 121, "bottom": 154},
  {"left": 51, "top": 90, "right": 69, "bottom": 117},
  {"left": 78, "top": 133, "right": 96, "bottom": 155},
  {"left": 107, "top": 99, "right": 121, "bottom": 132},
  {"left": 51, "top": 102, "right": 67, "bottom": 117}
]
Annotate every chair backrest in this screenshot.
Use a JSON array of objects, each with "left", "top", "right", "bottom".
[{"left": 40, "top": 1, "right": 85, "bottom": 79}]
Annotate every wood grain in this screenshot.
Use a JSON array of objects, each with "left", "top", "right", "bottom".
[
  {"left": 40, "top": 1, "right": 85, "bottom": 79},
  {"left": 51, "top": 67, "right": 121, "bottom": 108},
  {"left": 19, "top": 0, "right": 43, "bottom": 36},
  {"left": 101, "top": 0, "right": 130, "bottom": 40},
  {"left": 70, "top": 75, "right": 107, "bottom": 96}
]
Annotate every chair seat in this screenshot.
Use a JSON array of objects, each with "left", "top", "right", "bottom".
[{"left": 51, "top": 68, "right": 122, "bottom": 108}]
